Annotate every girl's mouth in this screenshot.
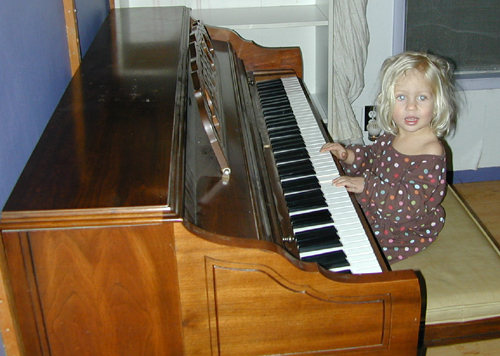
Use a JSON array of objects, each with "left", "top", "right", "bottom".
[{"left": 404, "top": 116, "right": 419, "bottom": 125}]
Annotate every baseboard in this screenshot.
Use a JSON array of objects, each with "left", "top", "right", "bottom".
[{"left": 450, "top": 167, "right": 500, "bottom": 184}]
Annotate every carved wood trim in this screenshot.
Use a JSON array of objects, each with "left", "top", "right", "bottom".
[{"left": 206, "top": 25, "right": 304, "bottom": 79}]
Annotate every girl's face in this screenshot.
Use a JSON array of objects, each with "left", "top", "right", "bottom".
[{"left": 392, "top": 70, "right": 435, "bottom": 136}]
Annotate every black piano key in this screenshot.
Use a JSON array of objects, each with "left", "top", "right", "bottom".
[
  {"left": 262, "top": 102, "right": 292, "bottom": 113},
  {"left": 267, "top": 125, "right": 298, "bottom": 134},
  {"left": 270, "top": 133, "right": 303, "bottom": 144},
  {"left": 301, "top": 250, "right": 350, "bottom": 270},
  {"left": 259, "top": 91, "right": 286, "bottom": 100},
  {"left": 258, "top": 91, "right": 287, "bottom": 101},
  {"left": 259, "top": 90, "right": 290, "bottom": 103},
  {"left": 257, "top": 78, "right": 283, "bottom": 85},
  {"left": 285, "top": 189, "right": 326, "bottom": 204},
  {"left": 258, "top": 86, "right": 286, "bottom": 96},
  {"left": 296, "top": 227, "right": 341, "bottom": 253},
  {"left": 298, "top": 238, "right": 342, "bottom": 254},
  {"left": 265, "top": 116, "right": 297, "bottom": 128},
  {"left": 286, "top": 191, "right": 325, "bottom": 204},
  {"left": 280, "top": 176, "right": 320, "bottom": 193},
  {"left": 263, "top": 107, "right": 294, "bottom": 117},
  {"left": 257, "top": 84, "right": 285, "bottom": 92},
  {"left": 266, "top": 121, "right": 298, "bottom": 132},
  {"left": 285, "top": 187, "right": 324, "bottom": 201},
  {"left": 256, "top": 80, "right": 284, "bottom": 90},
  {"left": 257, "top": 79, "right": 285, "bottom": 93},
  {"left": 264, "top": 116, "right": 297, "bottom": 127},
  {"left": 274, "top": 148, "right": 310, "bottom": 163},
  {"left": 295, "top": 225, "right": 339, "bottom": 242},
  {"left": 285, "top": 190, "right": 326, "bottom": 212},
  {"left": 267, "top": 124, "right": 299, "bottom": 134},
  {"left": 258, "top": 86, "right": 284, "bottom": 93},
  {"left": 277, "top": 159, "right": 313, "bottom": 172},
  {"left": 287, "top": 198, "right": 327, "bottom": 213},
  {"left": 290, "top": 209, "right": 333, "bottom": 229},
  {"left": 279, "top": 168, "right": 316, "bottom": 180},
  {"left": 277, "top": 160, "right": 315, "bottom": 179},
  {"left": 271, "top": 135, "right": 303, "bottom": 148},
  {"left": 271, "top": 138, "right": 306, "bottom": 152},
  {"left": 257, "top": 82, "right": 284, "bottom": 90},
  {"left": 262, "top": 102, "right": 290, "bottom": 112},
  {"left": 268, "top": 126, "right": 301, "bottom": 139},
  {"left": 260, "top": 96, "right": 290, "bottom": 107}
]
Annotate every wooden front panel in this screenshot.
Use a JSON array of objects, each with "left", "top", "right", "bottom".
[
  {"left": 1, "top": 224, "right": 183, "bottom": 356},
  {"left": 205, "top": 258, "right": 388, "bottom": 355},
  {"left": 175, "top": 223, "right": 421, "bottom": 356}
]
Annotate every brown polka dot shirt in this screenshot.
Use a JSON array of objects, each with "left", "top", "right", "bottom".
[{"left": 343, "top": 133, "right": 446, "bottom": 264}]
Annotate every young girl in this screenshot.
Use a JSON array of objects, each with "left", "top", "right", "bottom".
[{"left": 321, "top": 51, "right": 456, "bottom": 264}]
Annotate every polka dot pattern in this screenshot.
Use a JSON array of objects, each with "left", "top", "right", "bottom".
[{"left": 343, "top": 133, "right": 446, "bottom": 264}]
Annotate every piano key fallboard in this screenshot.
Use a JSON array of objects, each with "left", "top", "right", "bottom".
[{"left": 256, "top": 76, "right": 382, "bottom": 274}]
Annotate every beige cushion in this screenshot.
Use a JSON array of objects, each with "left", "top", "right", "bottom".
[{"left": 392, "top": 186, "right": 500, "bottom": 325}]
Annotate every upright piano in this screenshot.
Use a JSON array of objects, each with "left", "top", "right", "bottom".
[{"left": 0, "top": 7, "right": 421, "bottom": 356}]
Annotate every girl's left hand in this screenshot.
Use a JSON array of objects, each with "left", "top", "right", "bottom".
[{"left": 332, "top": 176, "right": 365, "bottom": 194}]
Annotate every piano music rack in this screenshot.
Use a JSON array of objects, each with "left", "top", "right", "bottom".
[{"left": 189, "top": 20, "right": 231, "bottom": 180}]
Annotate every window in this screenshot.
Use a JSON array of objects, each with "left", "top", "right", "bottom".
[{"left": 393, "top": 0, "right": 500, "bottom": 90}]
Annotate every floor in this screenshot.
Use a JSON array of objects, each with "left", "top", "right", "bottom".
[
  {"left": 453, "top": 181, "right": 500, "bottom": 246},
  {"left": 423, "top": 181, "right": 500, "bottom": 355},
  {"left": 426, "top": 338, "right": 500, "bottom": 356}
]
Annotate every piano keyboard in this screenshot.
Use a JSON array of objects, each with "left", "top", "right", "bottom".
[{"left": 256, "top": 76, "right": 382, "bottom": 274}]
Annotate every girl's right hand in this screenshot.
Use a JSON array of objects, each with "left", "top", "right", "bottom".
[{"left": 320, "top": 142, "right": 348, "bottom": 161}]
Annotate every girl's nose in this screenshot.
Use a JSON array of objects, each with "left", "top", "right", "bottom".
[{"left": 406, "top": 99, "right": 417, "bottom": 111}]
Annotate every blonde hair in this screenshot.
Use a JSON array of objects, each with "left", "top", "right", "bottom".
[{"left": 375, "top": 51, "right": 456, "bottom": 137}]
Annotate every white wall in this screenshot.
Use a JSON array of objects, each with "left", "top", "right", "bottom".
[
  {"left": 114, "top": 0, "right": 318, "bottom": 9},
  {"left": 115, "top": 0, "right": 500, "bottom": 173}
]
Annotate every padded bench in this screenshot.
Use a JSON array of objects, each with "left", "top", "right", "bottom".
[{"left": 392, "top": 186, "right": 500, "bottom": 347}]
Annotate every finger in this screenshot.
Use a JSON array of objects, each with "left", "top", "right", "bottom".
[
  {"left": 320, "top": 143, "right": 334, "bottom": 152},
  {"left": 332, "top": 177, "right": 348, "bottom": 187}
]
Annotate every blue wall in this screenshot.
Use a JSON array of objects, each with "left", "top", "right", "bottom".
[
  {"left": 0, "top": 1, "right": 70, "bottom": 354},
  {"left": 0, "top": 0, "right": 71, "bottom": 211},
  {"left": 76, "top": 0, "right": 110, "bottom": 56},
  {"left": 0, "top": 0, "right": 110, "bottom": 213},
  {"left": 0, "top": 0, "right": 109, "bottom": 353}
]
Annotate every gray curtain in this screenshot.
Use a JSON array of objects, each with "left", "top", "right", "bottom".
[{"left": 329, "top": 0, "right": 370, "bottom": 143}]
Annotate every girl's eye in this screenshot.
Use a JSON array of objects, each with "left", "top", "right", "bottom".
[
  {"left": 418, "top": 95, "right": 427, "bottom": 101},
  {"left": 396, "top": 95, "right": 405, "bottom": 100}
]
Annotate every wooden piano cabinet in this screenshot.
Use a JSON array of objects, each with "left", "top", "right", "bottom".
[
  {"left": 0, "top": 7, "right": 423, "bottom": 355},
  {"left": 0, "top": 224, "right": 184, "bottom": 356},
  {"left": 175, "top": 222, "right": 421, "bottom": 356}
]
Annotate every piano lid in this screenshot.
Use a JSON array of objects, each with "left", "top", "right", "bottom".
[{"left": 2, "top": 8, "right": 191, "bottom": 227}]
